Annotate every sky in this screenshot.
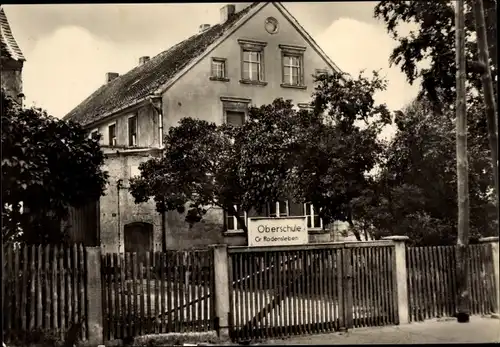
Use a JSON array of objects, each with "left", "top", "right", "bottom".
[{"left": 3, "top": 2, "right": 420, "bottom": 134}]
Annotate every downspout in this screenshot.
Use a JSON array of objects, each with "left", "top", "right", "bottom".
[
  {"left": 147, "top": 95, "right": 166, "bottom": 250},
  {"left": 117, "top": 178, "right": 123, "bottom": 253}
]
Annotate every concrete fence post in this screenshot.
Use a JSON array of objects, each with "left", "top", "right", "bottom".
[
  {"left": 85, "top": 246, "right": 104, "bottom": 345},
  {"left": 479, "top": 236, "right": 499, "bottom": 316},
  {"left": 382, "top": 235, "right": 410, "bottom": 325},
  {"left": 212, "top": 244, "right": 230, "bottom": 341}
]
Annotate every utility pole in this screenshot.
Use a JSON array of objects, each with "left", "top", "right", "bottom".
[
  {"left": 472, "top": 0, "right": 499, "bottom": 225},
  {"left": 455, "top": 0, "right": 470, "bottom": 323}
]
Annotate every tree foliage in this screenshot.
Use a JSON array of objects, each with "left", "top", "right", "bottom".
[
  {"left": 370, "top": 0, "right": 498, "bottom": 245},
  {"left": 351, "top": 99, "right": 497, "bottom": 246},
  {"left": 374, "top": 0, "right": 497, "bottom": 111},
  {"left": 1, "top": 90, "right": 109, "bottom": 244},
  {"left": 130, "top": 71, "right": 390, "bottom": 235}
]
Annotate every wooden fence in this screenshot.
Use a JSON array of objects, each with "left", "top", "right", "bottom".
[
  {"left": 406, "top": 244, "right": 498, "bottom": 322},
  {"left": 227, "top": 242, "right": 398, "bottom": 341},
  {"left": 2, "top": 244, "right": 88, "bottom": 344},
  {"left": 100, "top": 249, "right": 216, "bottom": 341},
  {"left": 349, "top": 245, "right": 398, "bottom": 328}
]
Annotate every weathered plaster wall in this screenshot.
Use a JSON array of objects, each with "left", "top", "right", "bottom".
[
  {"left": 99, "top": 150, "right": 163, "bottom": 253},
  {"left": 1, "top": 59, "right": 23, "bottom": 103},
  {"left": 92, "top": 104, "right": 159, "bottom": 148}
]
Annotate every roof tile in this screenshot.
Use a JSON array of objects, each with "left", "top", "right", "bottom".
[{"left": 0, "top": 7, "right": 26, "bottom": 62}]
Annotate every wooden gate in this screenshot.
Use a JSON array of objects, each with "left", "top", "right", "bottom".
[
  {"left": 227, "top": 241, "right": 398, "bottom": 341},
  {"left": 100, "top": 249, "right": 216, "bottom": 342}
]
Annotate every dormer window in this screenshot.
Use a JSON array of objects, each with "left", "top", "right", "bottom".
[
  {"left": 210, "top": 58, "right": 229, "bottom": 81},
  {"left": 128, "top": 115, "right": 138, "bottom": 147}
]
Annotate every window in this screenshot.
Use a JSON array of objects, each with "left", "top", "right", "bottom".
[
  {"left": 283, "top": 54, "right": 303, "bottom": 85},
  {"left": 265, "top": 200, "right": 323, "bottom": 229},
  {"left": 226, "top": 111, "right": 245, "bottom": 126},
  {"left": 238, "top": 39, "right": 267, "bottom": 85},
  {"left": 304, "top": 203, "right": 323, "bottom": 229},
  {"left": 221, "top": 96, "right": 250, "bottom": 127},
  {"left": 226, "top": 205, "right": 247, "bottom": 231},
  {"left": 89, "top": 129, "right": 99, "bottom": 140},
  {"left": 268, "top": 201, "right": 289, "bottom": 217},
  {"left": 108, "top": 123, "right": 116, "bottom": 146},
  {"left": 242, "top": 51, "right": 263, "bottom": 81},
  {"left": 128, "top": 115, "right": 138, "bottom": 146},
  {"left": 279, "top": 44, "right": 306, "bottom": 88},
  {"left": 211, "top": 58, "right": 227, "bottom": 80}
]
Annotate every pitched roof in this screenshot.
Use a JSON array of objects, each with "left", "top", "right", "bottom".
[
  {"left": 0, "top": 6, "right": 25, "bottom": 62},
  {"left": 63, "top": 3, "right": 259, "bottom": 127}
]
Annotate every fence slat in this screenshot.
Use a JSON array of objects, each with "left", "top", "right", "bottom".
[
  {"left": 36, "top": 245, "right": 43, "bottom": 330},
  {"left": 173, "top": 252, "right": 179, "bottom": 333},
  {"left": 20, "top": 246, "right": 28, "bottom": 335},
  {"left": 139, "top": 253, "right": 145, "bottom": 336},
  {"left": 145, "top": 252, "right": 151, "bottom": 334}
]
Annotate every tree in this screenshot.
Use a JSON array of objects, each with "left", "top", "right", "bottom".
[
  {"left": 355, "top": 99, "right": 496, "bottom": 246},
  {"left": 129, "top": 100, "right": 302, "bottom": 232},
  {"left": 374, "top": 0, "right": 498, "bottom": 221},
  {"left": 455, "top": 0, "right": 471, "bottom": 322},
  {"left": 472, "top": 0, "right": 499, "bottom": 207},
  {"left": 130, "top": 71, "right": 391, "bottom": 240},
  {"left": 1, "top": 90, "right": 109, "bottom": 244},
  {"left": 288, "top": 70, "right": 391, "bottom": 241}
]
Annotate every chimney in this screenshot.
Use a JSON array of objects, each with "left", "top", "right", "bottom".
[
  {"left": 139, "top": 56, "right": 150, "bottom": 65},
  {"left": 198, "top": 24, "right": 211, "bottom": 33},
  {"left": 105, "top": 72, "right": 119, "bottom": 83},
  {"left": 220, "top": 4, "right": 236, "bottom": 24}
]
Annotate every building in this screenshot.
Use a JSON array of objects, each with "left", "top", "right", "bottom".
[
  {"left": 0, "top": 6, "right": 25, "bottom": 105},
  {"left": 64, "top": 2, "right": 344, "bottom": 252}
]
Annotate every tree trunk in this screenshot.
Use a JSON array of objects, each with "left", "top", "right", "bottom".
[
  {"left": 473, "top": 0, "right": 499, "bottom": 219},
  {"left": 455, "top": 0, "right": 471, "bottom": 323}
]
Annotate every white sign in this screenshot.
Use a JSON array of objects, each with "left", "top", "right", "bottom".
[{"left": 247, "top": 217, "right": 309, "bottom": 247}]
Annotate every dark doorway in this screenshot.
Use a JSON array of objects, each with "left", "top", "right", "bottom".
[{"left": 124, "top": 222, "right": 153, "bottom": 256}]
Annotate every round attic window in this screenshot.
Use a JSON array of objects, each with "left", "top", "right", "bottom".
[{"left": 265, "top": 17, "right": 279, "bottom": 34}]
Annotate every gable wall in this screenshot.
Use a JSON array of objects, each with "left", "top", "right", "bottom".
[{"left": 162, "top": 3, "right": 332, "bottom": 128}]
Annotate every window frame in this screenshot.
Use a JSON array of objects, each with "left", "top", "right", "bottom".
[
  {"left": 128, "top": 114, "right": 138, "bottom": 147},
  {"left": 89, "top": 128, "right": 99, "bottom": 140},
  {"left": 210, "top": 57, "right": 229, "bottom": 82},
  {"left": 282, "top": 54, "right": 302, "bottom": 85},
  {"left": 238, "top": 39, "right": 268, "bottom": 86},
  {"left": 279, "top": 44, "right": 307, "bottom": 89},
  {"left": 304, "top": 202, "right": 323, "bottom": 230},
  {"left": 225, "top": 205, "right": 248, "bottom": 232},
  {"left": 108, "top": 122, "right": 117, "bottom": 147},
  {"left": 267, "top": 201, "right": 290, "bottom": 218},
  {"left": 220, "top": 96, "right": 251, "bottom": 126}
]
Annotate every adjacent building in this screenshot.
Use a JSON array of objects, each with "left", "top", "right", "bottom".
[
  {"left": 64, "top": 2, "right": 345, "bottom": 252},
  {"left": 0, "top": 6, "right": 25, "bottom": 105}
]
